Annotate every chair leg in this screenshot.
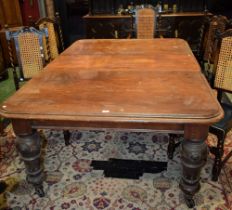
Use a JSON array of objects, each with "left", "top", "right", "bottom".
[
  {"left": 221, "top": 150, "right": 232, "bottom": 167},
  {"left": 167, "top": 134, "right": 176, "bottom": 159},
  {"left": 212, "top": 133, "right": 225, "bottom": 181},
  {"left": 12, "top": 67, "right": 19, "bottom": 90},
  {"left": 167, "top": 134, "right": 182, "bottom": 159},
  {"left": 63, "top": 130, "right": 71, "bottom": 146}
]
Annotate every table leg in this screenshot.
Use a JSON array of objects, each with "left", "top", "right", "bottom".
[
  {"left": 12, "top": 120, "right": 45, "bottom": 197},
  {"left": 180, "top": 125, "right": 208, "bottom": 208}
]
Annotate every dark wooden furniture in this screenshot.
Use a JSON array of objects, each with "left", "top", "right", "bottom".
[
  {"left": 35, "top": 15, "right": 69, "bottom": 143},
  {"left": 158, "top": 12, "right": 212, "bottom": 56},
  {"left": 0, "top": 0, "right": 23, "bottom": 28},
  {"left": 168, "top": 29, "right": 232, "bottom": 182},
  {"left": 209, "top": 29, "right": 232, "bottom": 181},
  {"left": 0, "top": 0, "right": 23, "bottom": 72},
  {"left": 0, "top": 26, "right": 23, "bottom": 68},
  {"left": 84, "top": 12, "right": 212, "bottom": 54},
  {"left": 0, "top": 43, "right": 7, "bottom": 81},
  {"left": 36, "top": 17, "right": 60, "bottom": 61},
  {"left": 36, "top": 16, "right": 65, "bottom": 61},
  {"left": 88, "top": 0, "right": 207, "bottom": 14},
  {"left": 0, "top": 39, "right": 223, "bottom": 208},
  {"left": 84, "top": 15, "right": 133, "bottom": 38},
  {"left": 5, "top": 27, "right": 49, "bottom": 90},
  {"left": 0, "top": 12, "right": 65, "bottom": 69}
]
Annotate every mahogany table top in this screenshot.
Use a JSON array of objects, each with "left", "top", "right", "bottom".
[{"left": 0, "top": 39, "right": 223, "bottom": 124}]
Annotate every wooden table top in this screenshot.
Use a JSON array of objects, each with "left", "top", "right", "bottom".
[
  {"left": 49, "top": 39, "right": 199, "bottom": 72},
  {"left": 0, "top": 39, "right": 223, "bottom": 124}
]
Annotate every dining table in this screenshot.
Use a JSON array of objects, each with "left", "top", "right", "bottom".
[{"left": 0, "top": 38, "right": 223, "bottom": 208}]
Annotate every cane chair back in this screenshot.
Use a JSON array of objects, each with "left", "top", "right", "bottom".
[
  {"left": 5, "top": 27, "right": 48, "bottom": 90},
  {"left": 214, "top": 30, "right": 232, "bottom": 91},
  {"left": 37, "top": 14, "right": 70, "bottom": 146},
  {"left": 36, "top": 18, "right": 58, "bottom": 61},
  {"left": 208, "top": 29, "right": 232, "bottom": 181},
  {"left": 136, "top": 7, "right": 156, "bottom": 39},
  {"left": 167, "top": 30, "right": 232, "bottom": 181},
  {"left": 202, "top": 16, "right": 228, "bottom": 85},
  {"left": 36, "top": 14, "right": 64, "bottom": 61}
]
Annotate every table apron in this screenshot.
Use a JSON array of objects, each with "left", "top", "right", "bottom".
[{"left": 11, "top": 119, "right": 209, "bottom": 139}]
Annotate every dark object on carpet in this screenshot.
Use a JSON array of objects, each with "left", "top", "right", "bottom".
[
  {"left": 0, "top": 118, "right": 11, "bottom": 136},
  {"left": 91, "top": 158, "right": 167, "bottom": 179},
  {"left": 0, "top": 178, "right": 18, "bottom": 209},
  {"left": 0, "top": 181, "right": 7, "bottom": 193}
]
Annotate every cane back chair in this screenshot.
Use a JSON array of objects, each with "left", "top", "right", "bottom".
[
  {"left": 5, "top": 27, "right": 49, "bottom": 90},
  {"left": 6, "top": 26, "right": 70, "bottom": 146},
  {"left": 203, "top": 16, "right": 228, "bottom": 85},
  {"left": 36, "top": 15, "right": 70, "bottom": 145},
  {"left": 35, "top": 13, "right": 65, "bottom": 61},
  {"left": 135, "top": 6, "right": 156, "bottom": 39},
  {"left": 167, "top": 29, "right": 232, "bottom": 181},
  {"left": 209, "top": 29, "right": 232, "bottom": 181}
]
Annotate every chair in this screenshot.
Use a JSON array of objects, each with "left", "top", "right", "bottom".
[
  {"left": 36, "top": 14, "right": 70, "bottom": 145},
  {"left": 209, "top": 29, "right": 232, "bottom": 181},
  {"left": 6, "top": 26, "right": 71, "bottom": 146},
  {"left": 35, "top": 13, "right": 65, "bottom": 61},
  {"left": 135, "top": 6, "right": 156, "bottom": 39},
  {"left": 156, "top": 14, "right": 172, "bottom": 38},
  {"left": 5, "top": 26, "right": 49, "bottom": 90},
  {"left": 167, "top": 29, "right": 232, "bottom": 182},
  {"left": 202, "top": 16, "right": 228, "bottom": 85}
]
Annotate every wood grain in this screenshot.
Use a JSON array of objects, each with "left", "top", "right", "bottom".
[{"left": 0, "top": 39, "right": 223, "bottom": 124}]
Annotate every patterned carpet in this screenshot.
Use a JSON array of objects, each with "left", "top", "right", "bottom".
[{"left": 0, "top": 127, "right": 232, "bottom": 210}]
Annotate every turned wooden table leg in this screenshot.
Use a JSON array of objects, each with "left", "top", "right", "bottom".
[
  {"left": 12, "top": 120, "right": 45, "bottom": 197},
  {"left": 180, "top": 125, "right": 208, "bottom": 208}
]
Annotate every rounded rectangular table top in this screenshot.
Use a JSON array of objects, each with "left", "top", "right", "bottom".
[{"left": 0, "top": 39, "right": 223, "bottom": 124}]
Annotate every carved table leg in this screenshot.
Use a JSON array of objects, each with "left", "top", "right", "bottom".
[
  {"left": 12, "top": 120, "right": 44, "bottom": 197},
  {"left": 180, "top": 125, "right": 208, "bottom": 208}
]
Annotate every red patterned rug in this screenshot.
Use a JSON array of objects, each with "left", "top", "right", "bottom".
[{"left": 0, "top": 127, "right": 232, "bottom": 210}]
